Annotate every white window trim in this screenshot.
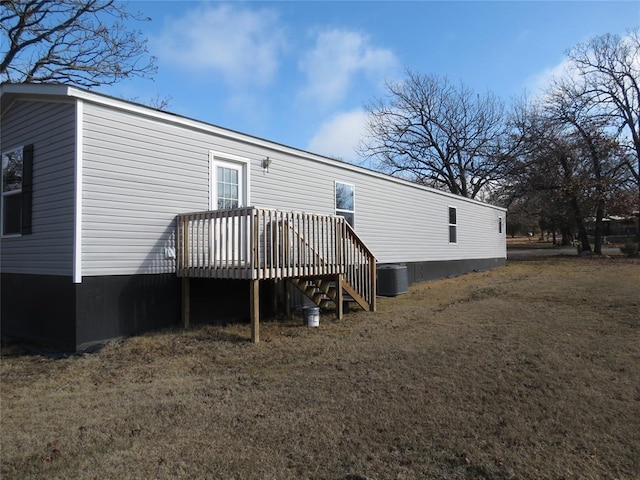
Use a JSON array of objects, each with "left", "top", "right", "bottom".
[
  {"left": 448, "top": 206, "right": 457, "bottom": 244},
  {"left": 335, "top": 180, "right": 355, "bottom": 226},
  {"left": 1, "top": 145, "right": 25, "bottom": 238},
  {"left": 208, "top": 150, "right": 250, "bottom": 210}
]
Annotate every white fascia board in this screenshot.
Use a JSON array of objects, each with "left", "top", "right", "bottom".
[{"left": 1, "top": 83, "right": 71, "bottom": 96}]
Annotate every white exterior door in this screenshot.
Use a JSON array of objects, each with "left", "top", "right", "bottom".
[{"left": 210, "top": 154, "right": 249, "bottom": 265}]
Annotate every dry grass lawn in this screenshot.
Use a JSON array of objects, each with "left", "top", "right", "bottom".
[{"left": 1, "top": 256, "right": 639, "bottom": 479}]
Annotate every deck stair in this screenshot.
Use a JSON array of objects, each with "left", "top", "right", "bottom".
[
  {"left": 291, "top": 277, "right": 336, "bottom": 309},
  {"left": 291, "top": 277, "right": 372, "bottom": 312},
  {"left": 176, "top": 207, "right": 377, "bottom": 342}
]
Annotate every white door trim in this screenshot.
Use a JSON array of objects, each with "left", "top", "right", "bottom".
[{"left": 209, "top": 150, "right": 250, "bottom": 210}]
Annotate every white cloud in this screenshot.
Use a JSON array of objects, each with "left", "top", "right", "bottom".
[
  {"left": 152, "top": 5, "right": 285, "bottom": 87},
  {"left": 525, "top": 57, "right": 575, "bottom": 96},
  {"left": 526, "top": 29, "right": 640, "bottom": 97},
  {"left": 307, "top": 109, "right": 368, "bottom": 161},
  {"left": 299, "top": 29, "right": 397, "bottom": 107}
]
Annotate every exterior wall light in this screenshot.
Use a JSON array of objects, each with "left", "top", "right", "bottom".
[{"left": 262, "top": 157, "right": 272, "bottom": 172}]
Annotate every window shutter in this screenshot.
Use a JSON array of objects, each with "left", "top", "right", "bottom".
[{"left": 21, "top": 144, "right": 34, "bottom": 235}]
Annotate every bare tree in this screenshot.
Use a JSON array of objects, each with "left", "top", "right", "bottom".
[
  {"left": 359, "top": 71, "right": 511, "bottom": 199},
  {"left": 567, "top": 29, "right": 640, "bottom": 237},
  {"left": 1, "top": 0, "right": 156, "bottom": 87},
  {"left": 504, "top": 93, "right": 631, "bottom": 253},
  {"left": 546, "top": 79, "right": 628, "bottom": 253},
  {"left": 127, "top": 93, "right": 173, "bottom": 111},
  {"left": 506, "top": 104, "right": 595, "bottom": 252}
]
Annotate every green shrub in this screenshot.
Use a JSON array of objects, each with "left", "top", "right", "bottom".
[{"left": 619, "top": 242, "right": 639, "bottom": 257}]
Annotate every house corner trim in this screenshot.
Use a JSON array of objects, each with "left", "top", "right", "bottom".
[{"left": 73, "top": 99, "right": 84, "bottom": 284}]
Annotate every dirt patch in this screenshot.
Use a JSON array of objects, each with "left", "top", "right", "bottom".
[{"left": 2, "top": 256, "right": 639, "bottom": 479}]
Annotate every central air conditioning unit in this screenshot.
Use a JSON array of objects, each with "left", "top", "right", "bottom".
[{"left": 377, "top": 264, "right": 408, "bottom": 296}]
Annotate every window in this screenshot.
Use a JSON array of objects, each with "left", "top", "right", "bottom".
[
  {"left": 499, "top": 216, "right": 503, "bottom": 234},
  {"left": 1, "top": 145, "right": 33, "bottom": 236},
  {"left": 216, "top": 165, "right": 240, "bottom": 209},
  {"left": 335, "top": 181, "right": 355, "bottom": 227},
  {"left": 448, "top": 206, "right": 457, "bottom": 243}
]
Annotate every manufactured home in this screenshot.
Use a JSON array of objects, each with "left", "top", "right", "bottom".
[{"left": 1, "top": 83, "right": 506, "bottom": 350}]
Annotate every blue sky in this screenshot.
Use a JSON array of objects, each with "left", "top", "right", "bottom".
[{"left": 103, "top": 1, "right": 639, "bottom": 163}]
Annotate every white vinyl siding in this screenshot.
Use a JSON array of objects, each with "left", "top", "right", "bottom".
[
  {"left": 0, "top": 100, "right": 76, "bottom": 275},
  {"left": 79, "top": 97, "right": 506, "bottom": 275},
  {"left": 81, "top": 103, "right": 209, "bottom": 276},
  {"left": 250, "top": 154, "right": 506, "bottom": 264}
]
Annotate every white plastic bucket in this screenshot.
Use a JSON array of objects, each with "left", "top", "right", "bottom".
[{"left": 303, "top": 307, "right": 320, "bottom": 327}]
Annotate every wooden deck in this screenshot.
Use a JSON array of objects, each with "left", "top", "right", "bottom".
[{"left": 176, "top": 207, "right": 376, "bottom": 342}]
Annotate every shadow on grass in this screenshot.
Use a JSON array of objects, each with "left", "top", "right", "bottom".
[
  {"left": 507, "top": 253, "right": 577, "bottom": 262},
  {"left": 188, "top": 327, "right": 249, "bottom": 344},
  {"left": 0, "top": 341, "right": 104, "bottom": 360}
]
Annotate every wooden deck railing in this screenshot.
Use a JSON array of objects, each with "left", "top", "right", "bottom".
[
  {"left": 177, "top": 208, "right": 348, "bottom": 278},
  {"left": 176, "top": 207, "right": 254, "bottom": 279},
  {"left": 176, "top": 207, "right": 376, "bottom": 310}
]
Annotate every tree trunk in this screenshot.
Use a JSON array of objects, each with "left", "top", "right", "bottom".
[
  {"left": 571, "top": 196, "right": 591, "bottom": 253},
  {"left": 577, "top": 222, "right": 591, "bottom": 253},
  {"left": 637, "top": 185, "right": 640, "bottom": 242},
  {"left": 594, "top": 197, "right": 604, "bottom": 255},
  {"left": 538, "top": 220, "right": 545, "bottom": 241}
]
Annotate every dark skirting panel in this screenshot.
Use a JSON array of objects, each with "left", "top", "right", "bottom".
[
  {"left": 188, "top": 278, "right": 250, "bottom": 325},
  {"left": 76, "top": 275, "right": 275, "bottom": 349},
  {"left": 395, "top": 257, "right": 506, "bottom": 286},
  {"left": 3, "top": 259, "right": 506, "bottom": 350},
  {"left": 2, "top": 272, "right": 279, "bottom": 351},
  {"left": 1, "top": 273, "right": 77, "bottom": 349},
  {"left": 75, "top": 274, "right": 181, "bottom": 349},
  {"left": 187, "top": 278, "right": 279, "bottom": 326}
]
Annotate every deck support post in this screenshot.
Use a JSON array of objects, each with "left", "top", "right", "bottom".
[
  {"left": 284, "top": 279, "right": 291, "bottom": 318},
  {"left": 181, "top": 277, "right": 190, "bottom": 328},
  {"left": 370, "top": 258, "right": 377, "bottom": 312},
  {"left": 250, "top": 279, "right": 260, "bottom": 343},
  {"left": 272, "top": 279, "right": 279, "bottom": 314},
  {"left": 335, "top": 273, "right": 343, "bottom": 320}
]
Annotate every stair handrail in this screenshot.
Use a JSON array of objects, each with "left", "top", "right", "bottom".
[
  {"left": 343, "top": 221, "right": 376, "bottom": 259},
  {"left": 338, "top": 220, "right": 377, "bottom": 312},
  {"left": 281, "top": 218, "right": 329, "bottom": 267}
]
